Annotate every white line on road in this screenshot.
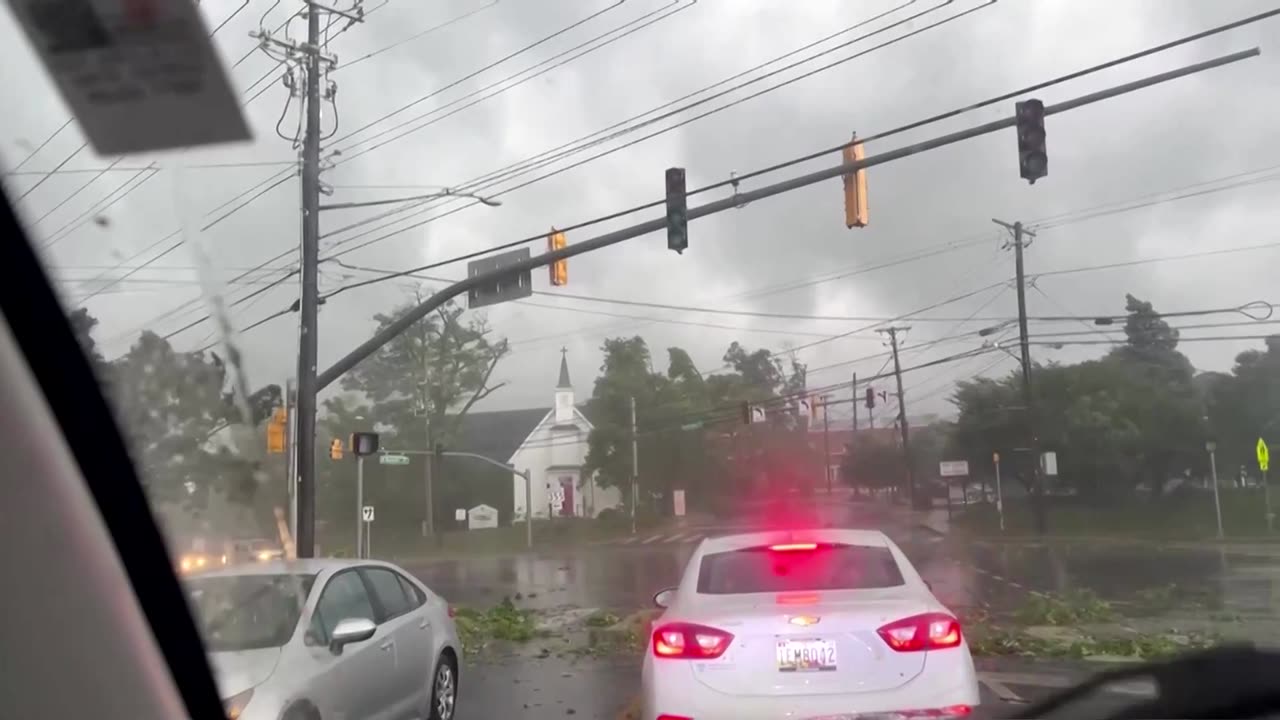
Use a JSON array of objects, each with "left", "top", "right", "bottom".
[
  {"left": 978, "top": 676, "right": 1026, "bottom": 704},
  {"left": 980, "top": 671, "right": 1155, "bottom": 697},
  {"left": 642, "top": 534, "right": 664, "bottom": 544}
]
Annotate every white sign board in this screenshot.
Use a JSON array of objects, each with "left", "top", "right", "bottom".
[
  {"left": 362, "top": 506, "right": 375, "bottom": 523},
  {"left": 939, "top": 460, "right": 970, "bottom": 478},
  {"left": 673, "top": 489, "right": 686, "bottom": 517},
  {"left": 467, "top": 504, "right": 499, "bottom": 530},
  {"left": 454, "top": 508, "right": 466, "bottom": 522},
  {"left": 549, "top": 490, "right": 565, "bottom": 505},
  {"left": 1041, "top": 451, "right": 1059, "bottom": 476},
  {"left": 6, "top": 0, "right": 251, "bottom": 155}
]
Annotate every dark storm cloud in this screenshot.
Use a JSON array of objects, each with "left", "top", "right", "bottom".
[{"left": 2, "top": 0, "right": 1278, "bottom": 415}]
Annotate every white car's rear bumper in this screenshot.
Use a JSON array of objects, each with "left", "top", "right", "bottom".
[{"left": 641, "top": 649, "right": 980, "bottom": 720}]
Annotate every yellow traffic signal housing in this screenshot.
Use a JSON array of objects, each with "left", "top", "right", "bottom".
[
  {"left": 266, "top": 407, "right": 287, "bottom": 454},
  {"left": 329, "top": 437, "right": 344, "bottom": 460},
  {"left": 842, "top": 133, "right": 868, "bottom": 228},
  {"left": 548, "top": 229, "right": 567, "bottom": 286}
]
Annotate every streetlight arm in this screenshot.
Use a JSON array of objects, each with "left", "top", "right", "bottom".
[{"left": 439, "top": 450, "right": 529, "bottom": 478}]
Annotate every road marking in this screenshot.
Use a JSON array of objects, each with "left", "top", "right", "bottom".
[
  {"left": 980, "top": 671, "right": 1156, "bottom": 697},
  {"left": 620, "top": 536, "right": 640, "bottom": 545},
  {"left": 979, "top": 676, "right": 1027, "bottom": 704},
  {"left": 642, "top": 534, "right": 664, "bottom": 544}
]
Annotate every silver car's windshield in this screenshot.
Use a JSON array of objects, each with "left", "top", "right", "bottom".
[{"left": 187, "top": 574, "right": 315, "bottom": 652}]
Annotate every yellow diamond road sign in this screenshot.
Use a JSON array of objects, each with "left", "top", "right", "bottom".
[{"left": 1258, "top": 438, "right": 1270, "bottom": 472}]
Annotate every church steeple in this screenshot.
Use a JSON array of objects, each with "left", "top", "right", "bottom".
[
  {"left": 557, "top": 346, "right": 572, "bottom": 389},
  {"left": 554, "top": 348, "right": 574, "bottom": 423}
]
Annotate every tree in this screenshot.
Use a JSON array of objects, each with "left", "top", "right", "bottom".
[
  {"left": 109, "top": 330, "right": 256, "bottom": 509},
  {"left": 946, "top": 294, "right": 1206, "bottom": 502},
  {"left": 337, "top": 293, "right": 508, "bottom": 447}
]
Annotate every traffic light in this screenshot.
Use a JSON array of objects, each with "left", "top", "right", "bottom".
[
  {"left": 266, "top": 407, "right": 286, "bottom": 454},
  {"left": 841, "top": 133, "right": 868, "bottom": 228},
  {"left": 665, "top": 167, "right": 688, "bottom": 254},
  {"left": 1015, "top": 99, "right": 1047, "bottom": 184},
  {"left": 351, "top": 432, "right": 380, "bottom": 456},
  {"left": 548, "top": 228, "right": 568, "bottom": 286},
  {"left": 865, "top": 387, "right": 876, "bottom": 409},
  {"left": 329, "top": 438, "right": 344, "bottom": 460}
]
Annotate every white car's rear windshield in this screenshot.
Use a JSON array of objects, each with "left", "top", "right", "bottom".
[{"left": 696, "top": 543, "right": 905, "bottom": 594}]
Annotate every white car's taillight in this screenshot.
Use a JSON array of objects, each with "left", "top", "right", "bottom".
[
  {"left": 876, "top": 612, "right": 962, "bottom": 652},
  {"left": 652, "top": 622, "right": 734, "bottom": 659}
]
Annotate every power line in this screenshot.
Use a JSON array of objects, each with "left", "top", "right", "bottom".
[
  {"left": 320, "top": 0, "right": 1276, "bottom": 258},
  {"left": 316, "top": 0, "right": 1263, "bottom": 262},
  {"left": 329, "top": 0, "right": 694, "bottom": 169},
  {"left": 8, "top": 118, "right": 74, "bottom": 173},
  {"left": 338, "top": 0, "right": 501, "bottom": 70},
  {"left": 332, "top": 0, "right": 630, "bottom": 147},
  {"left": 1036, "top": 240, "right": 1280, "bottom": 280},
  {"left": 321, "top": 0, "right": 987, "bottom": 255},
  {"left": 111, "top": 5, "right": 1275, "bottom": 341}
]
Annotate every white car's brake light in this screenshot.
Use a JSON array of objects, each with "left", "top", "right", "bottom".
[
  {"left": 876, "top": 613, "right": 962, "bottom": 652},
  {"left": 769, "top": 542, "right": 818, "bottom": 552},
  {"left": 652, "top": 622, "right": 734, "bottom": 659}
]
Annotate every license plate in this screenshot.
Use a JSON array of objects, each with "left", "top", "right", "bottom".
[{"left": 775, "top": 638, "right": 837, "bottom": 672}]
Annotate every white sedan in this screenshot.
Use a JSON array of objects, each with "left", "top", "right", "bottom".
[
  {"left": 641, "top": 529, "right": 979, "bottom": 720},
  {"left": 186, "top": 558, "right": 462, "bottom": 720}
]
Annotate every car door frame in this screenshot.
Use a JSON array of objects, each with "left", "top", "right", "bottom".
[
  {"left": 302, "top": 567, "right": 399, "bottom": 720},
  {"left": 357, "top": 564, "right": 433, "bottom": 718}
]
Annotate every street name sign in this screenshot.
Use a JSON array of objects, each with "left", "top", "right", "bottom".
[
  {"left": 467, "top": 247, "right": 533, "bottom": 309},
  {"left": 379, "top": 453, "right": 410, "bottom": 466}
]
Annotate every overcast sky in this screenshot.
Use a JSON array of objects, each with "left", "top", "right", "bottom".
[{"left": 3, "top": 0, "right": 1279, "bottom": 426}]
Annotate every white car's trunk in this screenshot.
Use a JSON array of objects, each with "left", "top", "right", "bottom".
[{"left": 679, "top": 589, "right": 932, "bottom": 697}]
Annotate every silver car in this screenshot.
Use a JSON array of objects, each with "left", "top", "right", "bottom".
[{"left": 185, "top": 558, "right": 461, "bottom": 720}]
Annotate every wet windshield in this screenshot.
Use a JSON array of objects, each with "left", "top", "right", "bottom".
[
  {"left": 188, "top": 574, "right": 315, "bottom": 652},
  {"left": 5, "top": 0, "right": 1280, "bottom": 716}
]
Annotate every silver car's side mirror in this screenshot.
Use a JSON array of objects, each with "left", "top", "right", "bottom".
[
  {"left": 653, "top": 588, "right": 676, "bottom": 609},
  {"left": 329, "top": 617, "right": 376, "bottom": 655}
]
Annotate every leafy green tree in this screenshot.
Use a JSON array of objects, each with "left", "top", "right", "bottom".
[
  {"left": 337, "top": 292, "right": 507, "bottom": 445},
  {"left": 108, "top": 331, "right": 255, "bottom": 508}
]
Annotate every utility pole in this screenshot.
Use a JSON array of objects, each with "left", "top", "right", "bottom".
[
  {"left": 821, "top": 394, "right": 832, "bottom": 493},
  {"left": 994, "top": 218, "right": 1046, "bottom": 534},
  {"left": 879, "top": 327, "right": 917, "bottom": 508},
  {"left": 293, "top": 3, "right": 323, "bottom": 559},
  {"left": 284, "top": 379, "right": 297, "bottom": 540},
  {"left": 421, "top": 379, "right": 436, "bottom": 539},
  {"left": 260, "top": 1, "right": 356, "bottom": 558},
  {"left": 851, "top": 374, "right": 859, "bottom": 432},
  {"left": 630, "top": 396, "right": 638, "bottom": 534}
]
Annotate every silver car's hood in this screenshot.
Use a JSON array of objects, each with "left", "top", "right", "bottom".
[{"left": 208, "top": 648, "right": 282, "bottom": 698}]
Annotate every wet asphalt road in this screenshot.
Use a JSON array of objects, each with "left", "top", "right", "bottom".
[
  {"left": 404, "top": 501, "right": 1280, "bottom": 617},
  {"left": 399, "top": 497, "right": 1280, "bottom": 719},
  {"left": 451, "top": 655, "right": 1146, "bottom": 720}
]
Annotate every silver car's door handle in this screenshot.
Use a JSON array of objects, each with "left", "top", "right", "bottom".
[
  {"left": 419, "top": 618, "right": 430, "bottom": 629},
  {"left": 379, "top": 641, "right": 393, "bottom": 651}
]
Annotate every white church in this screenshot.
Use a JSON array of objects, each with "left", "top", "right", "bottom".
[
  {"left": 450, "top": 350, "right": 621, "bottom": 522},
  {"left": 508, "top": 351, "right": 621, "bottom": 520}
]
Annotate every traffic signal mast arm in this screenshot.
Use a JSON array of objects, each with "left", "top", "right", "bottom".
[{"left": 314, "top": 48, "right": 1256, "bottom": 392}]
